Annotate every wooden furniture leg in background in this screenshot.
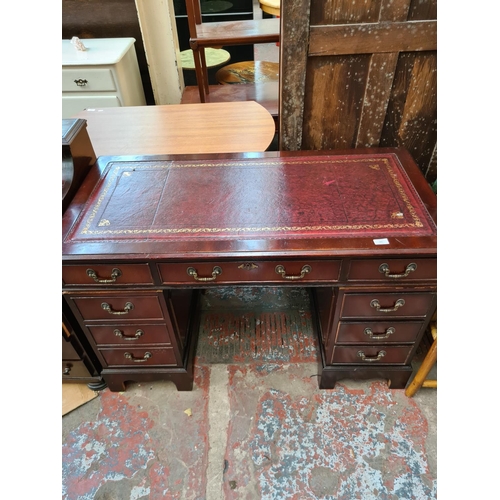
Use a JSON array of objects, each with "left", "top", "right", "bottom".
[
  {"left": 405, "top": 321, "right": 437, "bottom": 397},
  {"left": 181, "top": 47, "right": 231, "bottom": 102}
]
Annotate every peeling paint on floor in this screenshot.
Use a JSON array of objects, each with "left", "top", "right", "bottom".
[
  {"left": 223, "top": 365, "right": 436, "bottom": 500},
  {"left": 63, "top": 362, "right": 436, "bottom": 500},
  {"left": 62, "top": 366, "right": 210, "bottom": 500}
]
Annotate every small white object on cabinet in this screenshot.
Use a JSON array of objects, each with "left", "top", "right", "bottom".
[{"left": 62, "top": 38, "right": 146, "bottom": 119}]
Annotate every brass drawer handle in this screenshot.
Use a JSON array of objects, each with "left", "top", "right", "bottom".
[
  {"left": 370, "top": 298, "right": 405, "bottom": 313},
  {"left": 364, "top": 327, "right": 395, "bottom": 340},
  {"left": 124, "top": 351, "right": 152, "bottom": 362},
  {"left": 87, "top": 268, "right": 122, "bottom": 283},
  {"left": 379, "top": 263, "right": 417, "bottom": 278},
  {"left": 186, "top": 266, "right": 222, "bottom": 282},
  {"left": 74, "top": 78, "right": 88, "bottom": 86},
  {"left": 275, "top": 264, "right": 311, "bottom": 280},
  {"left": 114, "top": 328, "right": 143, "bottom": 341},
  {"left": 358, "top": 350, "right": 386, "bottom": 362},
  {"left": 101, "top": 301, "right": 134, "bottom": 315}
]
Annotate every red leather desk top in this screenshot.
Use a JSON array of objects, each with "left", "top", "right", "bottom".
[{"left": 63, "top": 150, "right": 437, "bottom": 259}]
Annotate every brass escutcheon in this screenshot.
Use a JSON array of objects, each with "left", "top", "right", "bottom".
[{"left": 238, "top": 263, "right": 259, "bottom": 270}]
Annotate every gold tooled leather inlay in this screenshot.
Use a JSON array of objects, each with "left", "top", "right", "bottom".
[{"left": 78, "top": 157, "right": 428, "bottom": 237}]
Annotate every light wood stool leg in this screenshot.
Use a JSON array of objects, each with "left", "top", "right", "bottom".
[
  {"left": 405, "top": 337, "right": 437, "bottom": 397},
  {"left": 191, "top": 47, "right": 207, "bottom": 102},
  {"left": 199, "top": 47, "right": 210, "bottom": 95}
]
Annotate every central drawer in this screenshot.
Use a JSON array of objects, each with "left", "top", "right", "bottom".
[
  {"left": 71, "top": 294, "right": 164, "bottom": 321},
  {"left": 157, "top": 260, "right": 341, "bottom": 285}
]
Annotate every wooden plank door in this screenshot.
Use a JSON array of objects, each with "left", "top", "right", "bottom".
[{"left": 279, "top": 0, "right": 437, "bottom": 181}]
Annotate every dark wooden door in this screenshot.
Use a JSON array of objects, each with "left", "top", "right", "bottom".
[{"left": 279, "top": 0, "right": 437, "bottom": 181}]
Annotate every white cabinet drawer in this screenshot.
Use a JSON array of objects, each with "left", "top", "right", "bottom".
[
  {"left": 62, "top": 68, "right": 117, "bottom": 92},
  {"left": 62, "top": 96, "right": 121, "bottom": 118}
]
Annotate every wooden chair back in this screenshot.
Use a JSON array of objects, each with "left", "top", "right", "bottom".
[{"left": 184, "top": 0, "right": 280, "bottom": 102}]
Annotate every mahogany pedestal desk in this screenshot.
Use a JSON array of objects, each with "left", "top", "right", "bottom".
[{"left": 62, "top": 148, "right": 437, "bottom": 392}]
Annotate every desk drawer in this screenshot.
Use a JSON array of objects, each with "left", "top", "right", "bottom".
[
  {"left": 71, "top": 294, "right": 164, "bottom": 321},
  {"left": 63, "top": 264, "right": 154, "bottom": 286},
  {"left": 62, "top": 96, "right": 121, "bottom": 118},
  {"left": 99, "top": 347, "right": 177, "bottom": 367},
  {"left": 340, "top": 292, "right": 435, "bottom": 319},
  {"left": 331, "top": 345, "right": 413, "bottom": 364},
  {"left": 62, "top": 336, "right": 80, "bottom": 360},
  {"left": 87, "top": 323, "right": 172, "bottom": 346},
  {"left": 62, "top": 360, "right": 93, "bottom": 378},
  {"left": 347, "top": 258, "right": 436, "bottom": 282},
  {"left": 157, "top": 260, "right": 340, "bottom": 285},
  {"left": 62, "top": 68, "right": 116, "bottom": 92},
  {"left": 336, "top": 321, "right": 424, "bottom": 344}
]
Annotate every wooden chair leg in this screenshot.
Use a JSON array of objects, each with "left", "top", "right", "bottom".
[
  {"left": 405, "top": 337, "right": 437, "bottom": 397},
  {"left": 191, "top": 47, "right": 207, "bottom": 102}
]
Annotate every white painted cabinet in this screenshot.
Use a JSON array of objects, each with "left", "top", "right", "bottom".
[{"left": 62, "top": 38, "right": 146, "bottom": 119}]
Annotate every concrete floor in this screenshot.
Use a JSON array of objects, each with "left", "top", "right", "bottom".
[
  {"left": 62, "top": 368, "right": 436, "bottom": 499},
  {"left": 62, "top": 288, "right": 437, "bottom": 500}
]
